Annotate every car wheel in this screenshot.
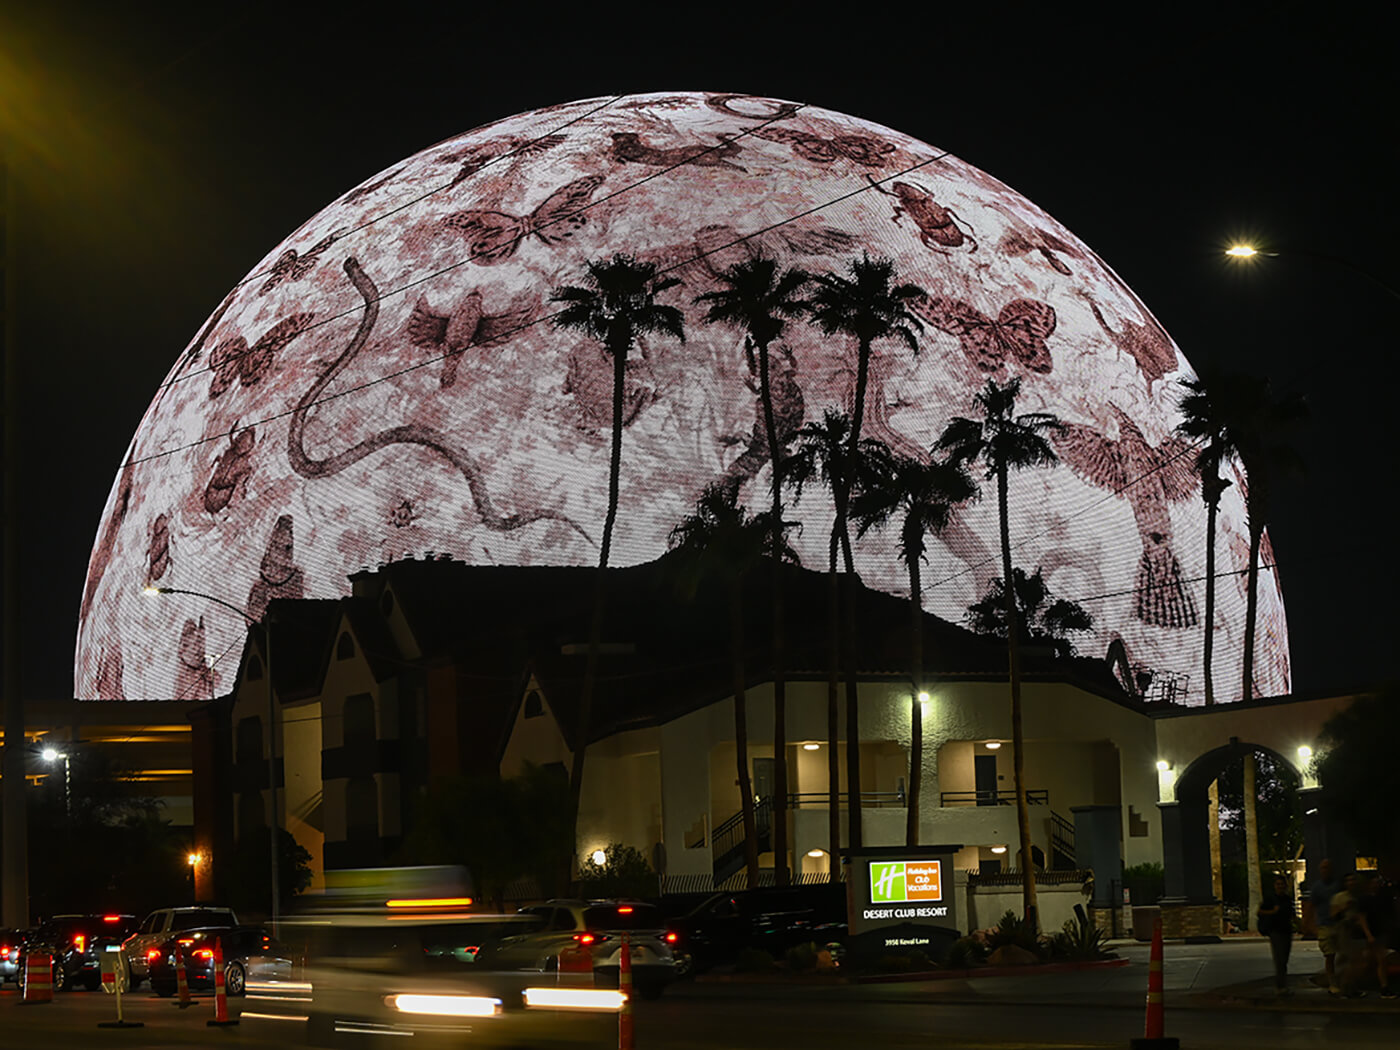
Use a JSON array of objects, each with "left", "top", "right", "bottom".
[
  {"left": 52, "top": 965, "right": 66, "bottom": 993},
  {"left": 225, "top": 961, "right": 246, "bottom": 997}
]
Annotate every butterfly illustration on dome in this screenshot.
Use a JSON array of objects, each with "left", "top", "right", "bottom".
[
  {"left": 749, "top": 126, "right": 896, "bottom": 166},
  {"left": 258, "top": 232, "right": 343, "bottom": 296},
  {"left": 207, "top": 313, "right": 316, "bottom": 398},
  {"left": 913, "top": 295, "right": 1057, "bottom": 375},
  {"left": 405, "top": 290, "right": 538, "bottom": 388},
  {"left": 436, "top": 134, "right": 568, "bottom": 187},
  {"left": 866, "top": 176, "right": 978, "bottom": 252},
  {"left": 439, "top": 175, "right": 606, "bottom": 265}
]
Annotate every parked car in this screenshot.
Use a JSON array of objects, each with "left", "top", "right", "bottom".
[
  {"left": 122, "top": 906, "right": 239, "bottom": 987},
  {"left": 148, "top": 925, "right": 294, "bottom": 997},
  {"left": 665, "top": 887, "right": 847, "bottom": 974},
  {"left": 475, "top": 900, "right": 678, "bottom": 999},
  {"left": 1, "top": 928, "right": 23, "bottom": 985},
  {"left": 18, "top": 913, "right": 138, "bottom": 992},
  {"left": 242, "top": 908, "right": 620, "bottom": 1047}
]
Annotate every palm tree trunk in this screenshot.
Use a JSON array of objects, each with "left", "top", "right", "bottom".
[
  {"left": 838, "top": 504, "right": 862, "bottom": 850},
  {"left": 1202, "top": 486, "right": 1220, "bottom": 705},
  {"left": 732, "top": 583, "right": 759, "bottom": 890},
  {"left": 905, "top": 538, "right": 923, "bottom": 846},
  {"left": 757, "top": 339, "right": 789, "bottom": 887},
  {"left": 565, "top": 333, "right": 629, "bottom": 884},
  {"left": 998, "top": 464, "right": 1038, "bottom": 927},
  {"left": 1242, "top": 519, "right": 1263, "bottom": 702},
  {"left": 826, "top": 526, "right": 841, "bottom": 882}
]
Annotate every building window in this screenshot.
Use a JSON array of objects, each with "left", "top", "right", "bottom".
[
  {"left": 524, "top": 690, "right": 543, "bottom": 718},
  {"left": 337, "top": 632, "right": 355, "bottom": 660},
  {"left": 344, "top": 693, "right": 376, "bottom": 755},
  {"left": 346, "top": 776, "right": 378, "bottom": 843},
  {"left": 236, "top": 717, "right": 263, "bottom": 765}
]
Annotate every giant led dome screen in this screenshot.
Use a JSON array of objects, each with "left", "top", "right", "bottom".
[{"left": 76, "top": 92, "right": 1289, "bottom": 703}]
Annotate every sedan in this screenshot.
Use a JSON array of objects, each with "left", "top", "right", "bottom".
[{"left": 148, "top": 925, "right": 294, "bottom": 997}]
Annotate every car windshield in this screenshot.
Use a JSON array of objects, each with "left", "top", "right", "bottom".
[
  {"left": 170, "top": 910, "right": 234, "bottom": 931},
  {"left": 582, "top": 904, "right": 663, "bottom": 931}
]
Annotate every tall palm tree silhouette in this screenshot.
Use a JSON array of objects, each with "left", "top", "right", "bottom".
[
  {"left": 936, "top": 377, "right": 1063, "bottom": 927},
  {"left": 550, "top": 254, "right": 685, "bottom": 873},
  {"left": 852, "top": 443, "right": 976, "bottom": 844},
  {"left": 670, "top": 484, "right": 796, "bottom": 889},
  {"left": 696, "top": 256, "right": 809, "bottom": 885},
  {"left": 806, "top": 254, "right": 925, "bottom": 849}
]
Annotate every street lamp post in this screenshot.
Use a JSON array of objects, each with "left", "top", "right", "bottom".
[
  {"left": 1225, "top": 244, "right": 1400, "bottom": 302},
  {"left": 144, "top": 586, "right": 279, "bottom": 933},
  {"left": 40, "top": 747, "right": 70, "bottom": 818}
]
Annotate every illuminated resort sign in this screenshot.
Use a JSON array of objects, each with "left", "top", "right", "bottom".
[{"left": 847, "top": 846, "right": 960, "bottom": 964}]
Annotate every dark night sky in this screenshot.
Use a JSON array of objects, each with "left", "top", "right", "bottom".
[{"left": 2, "top": 3, "right": 1394, "bottom": 700}]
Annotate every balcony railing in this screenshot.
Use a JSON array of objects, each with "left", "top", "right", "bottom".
[
  {"left": 787, "top": 788, "right": 906, "bottom": 809},
  {"left": 939, "top": 788, "right": 1049, "bottom": 807}
]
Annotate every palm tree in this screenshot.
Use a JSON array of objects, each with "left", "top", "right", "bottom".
[
  {"left": 851, "top": 445, "right": 977, "bottom": 845},
  {"left": 966, "top": 566, "right": 1094, "bottom": 659},
  {"left": 1176, "top": 370, "right": 1305, "bottom": 701},
  {"left": 935, "top": 377, "right": 1062, "bottom": 927},
  {"left": 695, "top": 256, "right": 809, "bottom": 886},
  {"left": 1175, "top": 368, "right": 1241, "bottom": 705},
  {"left": 806, "top": 254, "right": 925, "bottom": 849},
  {"left": 550, "top": 254, "right": 685, "bottom": 875},
  {"left": 669, "top": 483, "right": 797, "bottom": 890},
  {"left": 787, "top": 410, "right": 886, "bottom": 874}
]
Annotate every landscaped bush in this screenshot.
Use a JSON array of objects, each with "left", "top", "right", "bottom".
[
  {"left": 784, "top": 941, "right": 819, "bottom": 972},
  {"left": 1123, "top": 861, "right": 1165, "bottom": 905},
  {"left": 985, "top": 910, "right": 1043, "bottom": 956},
  {"left": 1050, "top": 910, "right": 1113, "bottom": 960},
  {"left": 946, "top": 935, "right": 989, "bottom": 969},
  {"left": 876, "top": 949, "right": 932, "bottom": 973}
]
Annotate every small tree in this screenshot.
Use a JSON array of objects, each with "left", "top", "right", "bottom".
[
  {"left": 966, "top": 567, "right": 1093, "bottom": 659},
  {"left": 576, "top": 843, "right": 657, "bottom": 899},
  {"left": 1317, "top": 689, "right": 1400, "bottom": 868}
]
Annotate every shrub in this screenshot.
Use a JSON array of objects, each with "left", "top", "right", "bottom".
[
  {"left": 1051, "top": 910, "right": 1113, "bottom": 960},
  {"left": 876, "top": 950, "right": 932, "bottom": 973},
  {"left": 733, "top": 947, "right": 776, "bottom": 973},
  {"left": 946, "top": 936, "right": 989, "bottom": 969},
  {"left": 1123, "top": 862, "right": 1165, "bottom": 905},
  {"left": 785, "top": 941, "right": 819, "bottom": 972},
  {"left": 986, "top": 910, "right": 1042, "bottom": 955}
]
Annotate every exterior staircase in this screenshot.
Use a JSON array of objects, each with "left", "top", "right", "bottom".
[{"left": 711, "top": 797, "right": 773, "bottom": 885}]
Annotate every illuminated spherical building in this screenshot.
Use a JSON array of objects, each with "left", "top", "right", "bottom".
[{"left": 75, "top": 92, "right": 1288, "bottom": 703}]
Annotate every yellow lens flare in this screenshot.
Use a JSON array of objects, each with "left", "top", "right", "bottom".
[{"left": 1225, "top": 244, "right": 1258, "bottom": 257}]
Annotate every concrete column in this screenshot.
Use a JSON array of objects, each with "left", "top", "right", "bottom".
[
  {"left": 1160, "top": 798, "right": 1216, "bottom": 903},
  {"left": 1208, "top": 779, "right": 1222, "bottom": 900},
  {"left": 1244, "top": 753, "right": 1262, "bottom": 929}
]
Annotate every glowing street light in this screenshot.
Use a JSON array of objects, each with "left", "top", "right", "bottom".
[
  {"left": 1225, "top": 244, "right": 1258, "bottom": 258},
  {"left": 39, "top": 747, "right": 71, "bottom": 818},
  {"left": 590, "top": 849, "right": 607, "bottom": 866}
]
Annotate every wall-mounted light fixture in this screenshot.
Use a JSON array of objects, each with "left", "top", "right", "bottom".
[
  {"left": 807, "top": 849, "right": 825, "bottom": 858},
  {"left": 590, "top": 849, "right": 606, "bottom": 866},
  {"left": 985, "top": 741, "right": 1002, "bottom": 750},
  {"left": 802, "top": 743, "right": 820, "bottom": 751},
  {"left": 917, "top": 692, "right": 931, "bottom": 706},
  {"left": 990, "top": 845, "right": 1007, "bottom": 855},
  {"left": 1155, "top": 760, "right": 1170, "bottom": 772},
  {"left": 1297, "top": 745, "right": 1313, "bottom": 761}
]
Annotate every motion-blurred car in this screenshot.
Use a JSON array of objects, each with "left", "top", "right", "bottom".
[
  {"left": 242, "top": 907, "right": 623, "bottom": 1047},
  {"left": 121, "top": 905, "right": 238, "bottom": 987},
  {"left": 18, "top": 913, "right": 139, "bottom": 992},
  {"left": 475, "top": 900, "right": 678, "bottom": 998},
  {"left": 1, "top": 928, "right": 22, "bottom": 985},
  {"left": 147, "top": 925, "right": 295, "bottom": 997}
]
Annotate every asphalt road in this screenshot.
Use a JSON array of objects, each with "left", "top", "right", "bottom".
[{"left": 2, "top": 941, "right": 1397, "bottom": 1049}]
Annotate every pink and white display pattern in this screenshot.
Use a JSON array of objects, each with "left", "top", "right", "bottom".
[{"left": 75, "top": 92, "right": 1288, "bottom": 703}]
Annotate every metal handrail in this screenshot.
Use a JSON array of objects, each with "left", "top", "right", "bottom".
[
  {"left": 786, "top": 789, "right": 906, "bottom": 808},
  {"left": 938, "top": 788, "right": 1049, "bottom": 807}
]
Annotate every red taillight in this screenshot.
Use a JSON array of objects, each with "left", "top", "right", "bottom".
[
  {"left": 102, "top": 915, "right": 122, "bottom": 924},
  {"left": 73, "top": 934, "right": 86, "bottom": 953},
  {"left": 176, "top": 938, "right": 194, "bottom": 947},
  {"left": 617, "top": 906, "right": 634, "bottom": 915},
  {"left": 193, "top": 949, "right": 213, "bottom": 961},
  {"left": 574, "top": 933, "right": 595, "bottom": 945},
  {"left": 146, "top": 949, "right": 161, "bottom": 962},
  {"left": 665, "top": 932, "right": 678, "bottom": 943}
]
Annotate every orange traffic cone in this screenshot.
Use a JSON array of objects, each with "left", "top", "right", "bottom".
[
  {"left": 207, "top": 937, "right": 239, "bottom": 1027},
  {"left": 21, "top": 951, "right": 53, "bottom": 1005},
  {"left": 174, "top": 945, "right": 196, "bottom": 1009},
  {"left": 618, "top": 934, "right": 634, "bottom": 1050},
  {"left": 1130, "top": 917, "right": 1178, "bottom": 1049}
]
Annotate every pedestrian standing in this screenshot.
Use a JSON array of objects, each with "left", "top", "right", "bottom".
[
  {"left": 1309, "top": 858, "right": 1340, "bottom": 995},
  {"left": 1330, "top": 871, "right": 1367, "bottom": 998},
  {"left": 1257, "top": 874, "right": 1296, "bottom": 996}
]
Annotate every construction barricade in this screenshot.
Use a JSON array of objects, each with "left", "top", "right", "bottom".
[{"left": 21, "top": 951, "right": 53, "bottom": 1005}]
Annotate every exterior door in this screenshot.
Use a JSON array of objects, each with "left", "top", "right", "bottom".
[{"left": 975, "top": 754, "right": 998, "bottom": 806}]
